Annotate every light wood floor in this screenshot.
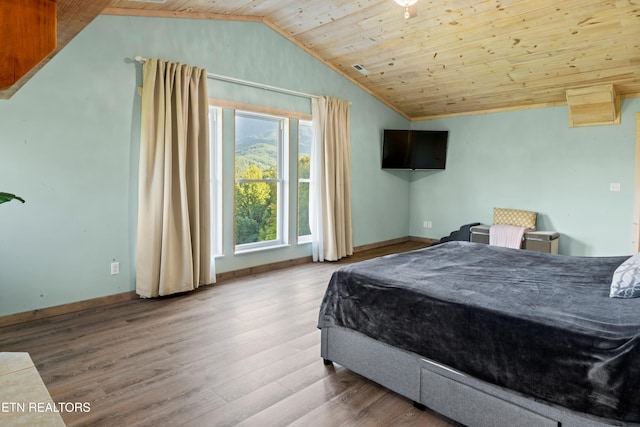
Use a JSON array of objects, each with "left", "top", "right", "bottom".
[{"left": 0, "top": 241, "right": 455, "bottom": 427}]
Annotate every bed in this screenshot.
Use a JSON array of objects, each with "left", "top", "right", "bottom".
[{"left": 317, "top": 241, "right": 640, "bottom": 427}]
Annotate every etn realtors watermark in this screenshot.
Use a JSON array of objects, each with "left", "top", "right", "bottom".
[{"left": 1, "top": 401, "right": 91, "bottom": 413}]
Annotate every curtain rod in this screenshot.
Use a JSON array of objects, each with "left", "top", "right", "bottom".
[{"left": 134, "top": 56, "right": 319, "bottom": 100}]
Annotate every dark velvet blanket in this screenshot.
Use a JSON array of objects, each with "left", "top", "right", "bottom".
[{"left": 317, "top": 241, "right": 640, "bottom": 422}]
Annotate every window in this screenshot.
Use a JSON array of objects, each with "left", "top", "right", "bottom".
[
  {"left": 298, "top": 120, "right": 312, "bottom": 241},
  {"left": 209, "top": 106, "right": 223, "bottom": 257},
  {"left": 235, "top": 111, "right": 288, "bottom": 251}
]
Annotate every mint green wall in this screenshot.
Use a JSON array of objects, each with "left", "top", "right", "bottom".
[
  {"left": 409, "top": 100, "right": 639, "bottom": 256},
  {"left": 7, "top": 14, "right": 630, "bottom": 317},
  {"left": 0, "top": 16, "right": 409, "bottom": 316}
]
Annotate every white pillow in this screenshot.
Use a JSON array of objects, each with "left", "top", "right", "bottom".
[{"left": 610, "top": 254, "right": 640, "bottom": 298}]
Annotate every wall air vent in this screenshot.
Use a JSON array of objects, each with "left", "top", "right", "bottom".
[{"left": 351, "top": 64, "right": 370, "bottom": 76}]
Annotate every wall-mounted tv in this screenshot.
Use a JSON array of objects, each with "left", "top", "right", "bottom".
[{"left": 381, "top": 129, "right": 448, "bottom": 170}]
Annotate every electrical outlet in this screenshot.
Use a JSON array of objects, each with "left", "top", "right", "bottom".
[
  {"left": 423, "top": 220, "right": 433, "bottom": 228},
  {"left": 111, "top": 262, "right": 120, "bottom": 275},
  {"left": 610, "top": 182, "right": 621, "bottom": 192}
]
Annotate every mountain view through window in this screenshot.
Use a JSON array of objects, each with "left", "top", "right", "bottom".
[{"left": 235, "top": 113, "right": 282, "bottom": 247}]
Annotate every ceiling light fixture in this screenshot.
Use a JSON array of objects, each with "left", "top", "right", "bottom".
[{"left": 394, "top": 0, "right": 418, "bottom": 19}]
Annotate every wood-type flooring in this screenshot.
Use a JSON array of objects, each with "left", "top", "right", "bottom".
[{"left": 0, "top": 241, "right": 456, "bottom": 426}]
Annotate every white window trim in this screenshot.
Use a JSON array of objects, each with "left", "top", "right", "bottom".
[
  {"left": 297, "top": 119, "right": 312, "bottom": 243},
  {"left": 209, "top": 106, "right": 223, "bottom": 258},
  {"left": 234, "top": 111, "right": 289, "bottom": 253}
]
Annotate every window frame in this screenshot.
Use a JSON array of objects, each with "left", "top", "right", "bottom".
[
  {"left": 297, "top": 119, "right": 312, "bottom": 243},
  {"left": 234, "top": 110, "right": 289, "bottom": 253},
  {"left": 208, "top": 105, "right": 224, "bottom": 258}
]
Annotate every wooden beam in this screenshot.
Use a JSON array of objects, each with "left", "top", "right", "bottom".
[
  {"left": 0, "top": 0, "right": 57, "bottom": 89},
  {"left": 0, "top": 0, "right": 113, "bottom": 100}
]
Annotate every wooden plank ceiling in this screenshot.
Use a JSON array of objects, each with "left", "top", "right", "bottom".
[{"left": 4, "top": 0, "right": 640, "bottom": 120}]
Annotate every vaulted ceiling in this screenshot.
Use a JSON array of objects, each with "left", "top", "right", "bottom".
[{"left": 3, "top": 0, "right": 640, "bottom": 120}]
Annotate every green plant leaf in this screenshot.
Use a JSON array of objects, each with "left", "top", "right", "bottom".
[{"left": 0, "top": 192, "right": 26, "bottom": 204}]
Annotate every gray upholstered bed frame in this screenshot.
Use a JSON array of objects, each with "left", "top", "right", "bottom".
[{"left": 321, "top": 325, "right": 639, "bottom": 427}]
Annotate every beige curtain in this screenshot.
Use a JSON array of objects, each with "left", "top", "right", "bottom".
[
  {"left": 310, "top": 96, "right": 353, "bottom": 262},
  {"left": 136, "top": 58, "right": 213, "bottom": 298}
]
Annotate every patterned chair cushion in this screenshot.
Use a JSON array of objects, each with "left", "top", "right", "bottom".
[
  {"left": 610, "top": 254, "right": 640, "bottom": 298},
  {"left": 493, "top": 208, "right": 537, "bottom": 230}
]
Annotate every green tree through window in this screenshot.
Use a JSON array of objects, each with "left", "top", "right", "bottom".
[
  {"left": 235, "top": 112, "right": 285, "bottom": 249},
  {"left": 298, "top": 120, "right": 312, "bottom": 238}
]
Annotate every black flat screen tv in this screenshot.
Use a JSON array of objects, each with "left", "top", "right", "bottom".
[{"left": 382, "top": 129, "right": 448, "bottom": 170}]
